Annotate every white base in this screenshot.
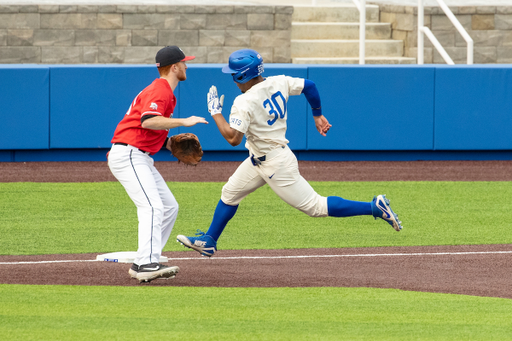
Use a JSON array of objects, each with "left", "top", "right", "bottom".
[{"left": 96, "top": 251, "right": 168, "bottom": 263}]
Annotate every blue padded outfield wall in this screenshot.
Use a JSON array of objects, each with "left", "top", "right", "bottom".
[{"left": 1, "top": 64, "right": 512, "bottom": 162}]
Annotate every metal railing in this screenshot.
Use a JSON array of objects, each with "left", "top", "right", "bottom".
[
  {"left": 418, "top": 0, "right": 473, "bottom": 64},
  {"left": 352, "top": 0, "right": 366, "bottom": 65}
]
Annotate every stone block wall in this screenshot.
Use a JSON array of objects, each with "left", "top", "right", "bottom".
[
  {"left": 0, "top": 4, "right": 293, "bottom": 64},
  {"left": 376, "top": 3, "right": 512, "bottom": 64}
]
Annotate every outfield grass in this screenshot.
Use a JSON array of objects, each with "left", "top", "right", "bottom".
[
  {"left": 1, "top": 181, "right": 511, "bottom": 340},
  {"left": 0, "top": 181, "right": 510, "bottom": 255},
  {"left": 1, "top": 285, "right": 511, "bottom": 341}
]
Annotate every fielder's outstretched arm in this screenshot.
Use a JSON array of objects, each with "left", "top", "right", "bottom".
[{"left": 141, "top": 115, "right": 208, "bottom": 130}]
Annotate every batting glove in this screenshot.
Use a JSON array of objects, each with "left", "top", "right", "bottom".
[{"left": 207, "top": 85, "right": 224, "bottom": 116}]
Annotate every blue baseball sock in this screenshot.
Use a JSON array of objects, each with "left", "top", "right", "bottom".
[
  {"left": 206, "top": 200, "right": 239, "bottom": 241},
  {"left": 327, "top": 196, "right": 372, "bottom": 217}
]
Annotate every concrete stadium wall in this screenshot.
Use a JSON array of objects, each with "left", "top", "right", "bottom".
[
  {"left": 0, "top": 4, "right": 293, "bottom": 64},
  {"left": 1, "top": 64, "right": 512, "bottom": 162}
]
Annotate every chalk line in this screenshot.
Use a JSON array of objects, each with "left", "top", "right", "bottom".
[{"left": 1, "top": 250, "right": 511, "bottom": 265}]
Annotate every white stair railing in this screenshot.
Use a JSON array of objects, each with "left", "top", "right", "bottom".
[
  {"left": 418, "top": 0, "right": 473, "bottom": 64},
  {"left": 352, "top": 0, "right": 366, "bottom": 65}
]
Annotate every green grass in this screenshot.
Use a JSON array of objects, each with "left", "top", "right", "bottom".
[
  {"left": 0, "top": 181, "right": 510, "bottom": 255},
  {"left": 1, "top": 285, "right": 511, "bottom": 341},
  {"left": 1, "top": 181, "right": 511, "bottom": 340}
]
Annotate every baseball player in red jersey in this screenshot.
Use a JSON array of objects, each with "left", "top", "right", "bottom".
[{"left": 108, "top": 46, "right": 208, "bottom": 282}]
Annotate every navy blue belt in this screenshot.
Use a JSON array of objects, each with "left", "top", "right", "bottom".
[
  {"left": 114, "top": 142, "right": 150, "bottom": 155},
  {"left": 250, "top": 154, "right": 265, "bottom": 166}
]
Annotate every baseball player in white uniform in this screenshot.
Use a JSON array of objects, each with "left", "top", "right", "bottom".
[
  {"left": 177, "top": 49, "right": 402, "bottom": 257},
  {"left": 108, "top": 46, "right": 208, "bottom": 282}
]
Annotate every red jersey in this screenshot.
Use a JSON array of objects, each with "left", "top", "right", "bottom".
[{"left": 112, "top": 78, "right": 176, "bottom": 155}]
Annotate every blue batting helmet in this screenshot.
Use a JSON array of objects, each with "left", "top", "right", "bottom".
[{"left": 222, "top": 49, "right": 264, "bottom": 84}]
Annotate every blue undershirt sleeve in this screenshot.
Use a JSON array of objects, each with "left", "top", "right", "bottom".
[{"left": 301, "top": 79, "right": 322, "bottom": 117}]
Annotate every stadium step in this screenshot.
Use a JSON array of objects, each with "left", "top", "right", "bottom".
[
  {"left": 292, "top": 4, "right": 380, "bottom": 23},
  {"left": 292, "top": 39, "right": 404, "bottom": 58},
  {"left": 292, "top": 22, "right": 392, "bottom": 40},
  {"left": 291, "top": 5, "right": 417, "bottom": 64},
  {"left": 292, "top": 57, "right": 416, "bottom": 64}
]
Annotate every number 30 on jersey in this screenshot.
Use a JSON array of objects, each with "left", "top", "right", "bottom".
[{"left": 263, "top": 91, "right": 287, "bottom": 126}]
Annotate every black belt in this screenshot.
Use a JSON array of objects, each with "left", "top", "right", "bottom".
[
  {"left": 114, "top": 143, "right": 150, "bottom": 155},
  {"left": 250, "top": 146, "right": 285, "bottom": 166}
]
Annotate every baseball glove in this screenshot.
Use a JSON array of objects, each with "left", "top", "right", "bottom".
[{"left": 170, "top": 133, "right": 203, "bottom": 166}]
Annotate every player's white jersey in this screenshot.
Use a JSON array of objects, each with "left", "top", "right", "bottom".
[{"left": 229, "top": 75, "right": 305, "bottom": 157}]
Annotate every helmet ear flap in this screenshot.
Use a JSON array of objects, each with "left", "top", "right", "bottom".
[
  {"left": 235, "top": 73, "right": 245, "bottom": 83},
  {"left": 226, "top": 49, "right": 264, "bottom": 84}
]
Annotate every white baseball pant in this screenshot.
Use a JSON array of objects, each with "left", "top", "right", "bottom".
[
  {"left": 108, "top": 144, "right": 178, "bottom": 266},
  {"left": 221, "top": 145, "right": 329, "bottom": 217}
]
